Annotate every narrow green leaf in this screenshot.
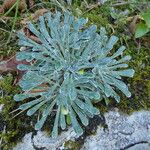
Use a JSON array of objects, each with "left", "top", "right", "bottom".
[
  {"left": 69, "top": 106, "right": 83, "bottom": 135},
  {"left": 66, "top": 114, "right": 71, "bottom": 125},
  {"left": 60, "top": 112, "right": 66, "bottom": 130},
  {"left": 52, "top": 106, "right": 60, "bottom": 138},
  {"left": 110, "top": 46, "right": 126, "bottom": 59},
  {"left": 14, "top": 93, "right": 40, "bottom": 101},
  {"left": 112, "top": 78, "right": 131, "bottom": 98},
  {"left": 27, "top": 100, "right": 47, "bottom": 116},
  {"left": 72, "top": 103, "right": 89, "bottom": 126},
  {"left": 114, "top": 69, "right": 135, "bottom": 77},
  {"left": 19, "top": 98, "right": 43, "bottom": 110},
  {"left": 105, "top": 35, "right": 118, "bottom": 53},
  {"left": 35, "top": 100, "right": 56, "bottom": 130}
]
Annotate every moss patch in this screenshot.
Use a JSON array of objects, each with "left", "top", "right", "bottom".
[
  {"left": 82, "top": 6, "right": 110, "bottom": 27},
  {"left": 64, "top": 140, "right": 83, "bottom": 150},
  {"left": 0, "top": 74, "right": 33, "bottom": 150},
  {"left": 117, "top": 53, "right": 150, "bottom": 113},
  {"left": 0, "top": 30, "right": 19, "bottom": 58}
]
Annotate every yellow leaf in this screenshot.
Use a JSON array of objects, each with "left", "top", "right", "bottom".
[{"left": 78, "top": 69, "right": 84, "bottom": 75}]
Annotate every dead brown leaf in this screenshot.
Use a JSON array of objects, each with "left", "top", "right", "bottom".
[
  {"left": 21, "top": 8, "right": 48, "bottom": 25},
  {"left": 23, "top": 27, "right": 41, "bottom": 43},
  {"left": 0, "top": 55, "right": 30, "bottom": 83},
  {"left": 129, "top": 15, "right": 141, "bottom": 34},
  {"left": 21, "top": 8, "right": 49, "bottom": 44},
  {"left": 0, "top": 55, "right": 29, "bottom": 72},
  {"left": 30, "top": 84, "right": 49, "bottom": 93},
  {"left": 0, "top": 0, "right": 27, "bottom": 14},
  {"left": 28, "top": 0, "right": 34, "bottom": 8}
]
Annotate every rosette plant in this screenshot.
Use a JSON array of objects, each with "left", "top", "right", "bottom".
[{"left": 14, "top": 11, "right": 134, "bottom": 137}]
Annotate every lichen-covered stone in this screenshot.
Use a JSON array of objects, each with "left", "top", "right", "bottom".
[
  {"left": 81, "top": 110, "right": 150, "bottom": 150},
  {"left": 13, "top": 133, "right": 34, "bottom": 150},
  {"left": 13, "top": 128, "right": 78, "bottom": 150},
  {"left": 127, "top": 143, "right": 150, "bottom": 150},
  {"left": 13, "top": 110, "right": 150, "bottom": 150}
]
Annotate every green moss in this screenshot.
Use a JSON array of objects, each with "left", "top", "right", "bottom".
[
  {"left": 0, "top": 30, "right": 19, "bottom": 58},
  {"left": 117, "top": 67, "right": 150, "bottom": 113},
  {"left": 0, "top": 74, "right": 33, "bottom": 150},
  {"left": 0, "top": 12, "right": 22, "bottom": 58},
  {"left": 114, "top": 42, "right": 149, "bottom": 113},
  {"left": 64, "top": 140, "right": 83, "bottom": 150},
  {"left": 83, "top": 12, "right": 109, "bottom": 27},
  {"left": 82, "top": 6, "right": 110, "bottom": 28}
]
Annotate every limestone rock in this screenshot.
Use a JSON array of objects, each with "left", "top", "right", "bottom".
[
  {"left": 13, "top": 110, "right": 150, "bottom": 150},
  {"left": 81, "top": 110, "right": 150, "bottom": 150},
  {"left": 13, "top": 133, "right": 34, "bottom": 150},
  {"left": 127, "top": 143, "right": 150, "bottom": 150},
  {"left": 13, "top": 128, "right": 78, "bottom": 150}
]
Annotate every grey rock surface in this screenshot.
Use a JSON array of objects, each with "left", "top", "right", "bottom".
[
  {"left": 13, "top": 110, "right": 150, "bottom": 150},
  {"left": 81, "top": 110, "right": 150, "bottom": 150},
  {"left": 13, "top": 128, "right": 78, "bottom": 150},
  {"left": 33, "top": 128, "right": 78, "bottom": 149},
  {"left": 13, "top": 133, "right": 34, "bottom": 150},
  {"left": 127, "top": 143, "right": 150, "bottom": 150}
]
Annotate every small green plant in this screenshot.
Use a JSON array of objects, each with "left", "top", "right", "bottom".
[
  {"left": 14, "top": 11, "right": 134, "bottom": 137},
  {"left": 135, "top": 9, "right": 150, "bottom": 38}
]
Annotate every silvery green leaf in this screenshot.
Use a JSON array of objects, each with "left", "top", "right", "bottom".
[
  {"left": 111, "top": 78, "right": 131, "bottom": 97},
  {"left": 19, "top": 80, "right": 43, "bottom": 91},
  {"left": 104, "top": 83, "right": 113, "bottom": 97},
  {"left": 73, "top": 18, "right": 88, "bottom": 31},
  {"left": 69, "top": 106, "right": 83, "bottom": 135},
  {"left": 72, "top": 103, "right": 89, "bottom": 126},
  {"left": 113, "top": 69, "right": 135, "bottom": 77},
  {"left": 35, "top": 100, "right": 56, "bottom": 130},
  {"left": 64, "top": 11, "right": 74, "bottom": 25},
  {"left": 19, "top": 97, "right": 43, "bottom": 110},
  {"left": 17, "top": 64, "right": 32, "bottom": 71},
  {"left": 27, "top": 100, "right": 47, "bottom": 116},
  {"left": 110, "top": 46, "right": 126, "bottom": 59},
  {"left": 14, "top": 93, "right": 41, "bottom": 101},
  {"left": 38, "top": 16, "right": 51, "bottom": 40},
  {"left": 35, "top": 114, "right": 47, "bottom": 130},
  {"left": 77, "top": 90, "right": 100, "bottom": 100},
  {"left": 52, "top": 106, "right": 60, "bottom": 138},
  {"left": 16, "top": 52, "right": 33, "bottom": 61},
  {"left": 28, "top": 22, "right": 41, "bottom": 38},
  {"left": 75, "top": 99, "right": 99, "bottom": 115},
  {"left": 115, "top": 55, "right": 132, "bottom": 64},
  {"left": 68, "top": 76, "right": 77, "bottom": 101},
  {"left": 60, "top": 111, "right": 66, "bottom": 130},
  {"left": 105, "top": 36, "right": 119, "bottom": 54},
  {"left": 108, "top": 64, "right": 128, "bottom": 70}
]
